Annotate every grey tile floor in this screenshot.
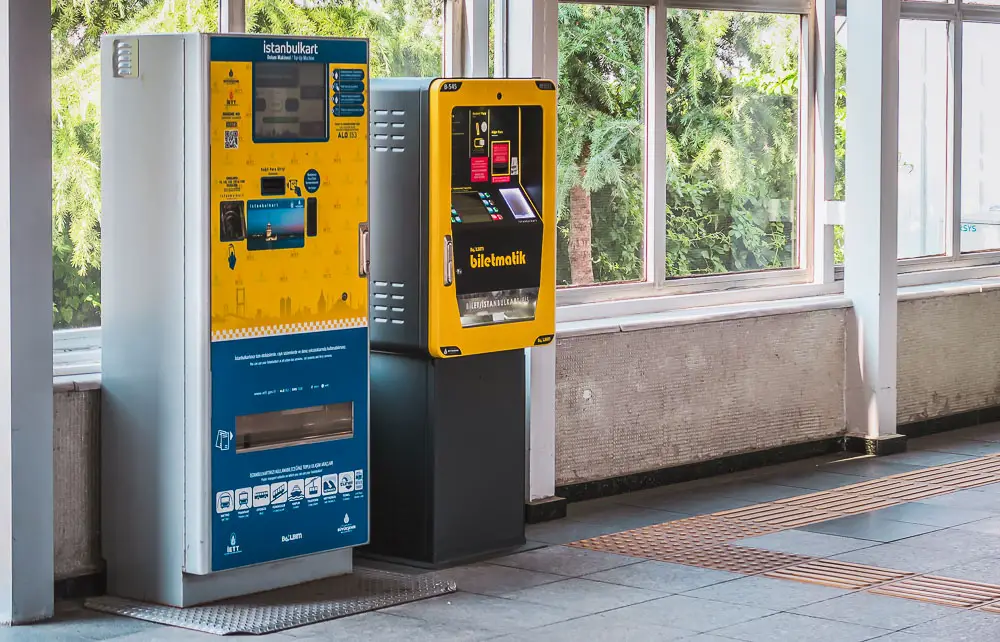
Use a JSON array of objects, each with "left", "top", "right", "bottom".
[{"left": 22, "top": 424, "right": 1000, "bottom": 641}]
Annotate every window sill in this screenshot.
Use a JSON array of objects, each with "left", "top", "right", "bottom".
[
  {"left": 897, "top": 275, "right": 1000, "bottom": 302},
  {"left": 53, "top": 373, "right": 102, "bottom": 393},
  {"left": 556, "top": 274, "right": 1000, "bottom": 339},
  {"left": 557, "top": 294, "right": 852, "bottom": 338}
]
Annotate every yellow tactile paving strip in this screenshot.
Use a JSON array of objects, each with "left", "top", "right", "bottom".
[
  {"left": 765, "top": 559, "right": 913, "bottom": 591},
  {"left": 568, "top": 451, "right": 1000, "bottom": 613},
  {"left": 870, "top": 575, "right": 1000, "bottom": 609}
]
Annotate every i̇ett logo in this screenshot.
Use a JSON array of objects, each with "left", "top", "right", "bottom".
[{"left": 226, "top": 532, "right": 241, "bottom": 555}]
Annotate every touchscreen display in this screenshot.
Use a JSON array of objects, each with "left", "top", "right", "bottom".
[
  {"left": 253, "top": 62, "right": 328, "bottom": 141},
  {"left": 451, "top": 192, "right": 493, "bottom": 224}
]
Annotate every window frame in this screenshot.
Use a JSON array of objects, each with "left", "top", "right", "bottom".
[
  {"left": 546, "top": 0, "right": 818, "bottom": 310},
  {"left": 827, "top": 0, "right": 1000, "bottom": 282}
]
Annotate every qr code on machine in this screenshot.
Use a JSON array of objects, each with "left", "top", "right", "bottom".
[{"left": 224, "top": 130, "right": 239, "bottom": 150}]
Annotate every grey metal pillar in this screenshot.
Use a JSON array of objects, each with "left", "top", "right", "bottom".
[{"left": 0, "top": 0, "right": 54, "bottom": 624}]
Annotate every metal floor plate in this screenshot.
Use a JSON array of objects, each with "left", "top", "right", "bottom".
[{"left": 84, "top": 568, "right": 456, "bottom": 636}]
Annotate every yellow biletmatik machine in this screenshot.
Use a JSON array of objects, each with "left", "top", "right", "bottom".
[
  {"left": 367, "top": 78, "right": 555, "bottom": 565},
  {"left": 101, "top": 33, "right": 370, "bottom": 606}
]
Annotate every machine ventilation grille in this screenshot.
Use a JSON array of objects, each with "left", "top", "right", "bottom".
[
  {"left": 112, "top": 39, "right": 138, "bottom": 79},
  {"left": 372, "top": 109, "right": 407, "bottom": 153},
  {"left": 371, "top": 281, "right": 406, "bottom": 326}
]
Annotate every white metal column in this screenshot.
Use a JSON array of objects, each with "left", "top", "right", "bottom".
[
  {"left": 219, "top": 0, "right": 245, "bottom": 33},
  {"left": 844, "top": 0, "right": 901, "bottom": 442},
  {"left": 507, "top": 0, "right": 560, "bottom": 506},
  {"left": 0, "top": 0, "right": 54, "bottom": 624},
  {"left": 444, "top": 0, "right": 490, "bottom": 78}
]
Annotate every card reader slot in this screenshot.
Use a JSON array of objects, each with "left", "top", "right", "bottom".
[
  {"left": 306, "top": 197, "right": 317, "bottom": 236},
  {"left": 260, "top": 176, "right": 286, "bottom": 196}
]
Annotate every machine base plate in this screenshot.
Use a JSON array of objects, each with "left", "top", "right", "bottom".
[{"left": 84, "top": 569, "right": 455, "bottom": 635}]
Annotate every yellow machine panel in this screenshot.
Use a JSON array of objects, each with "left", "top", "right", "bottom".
[
  {"left": 209, "top": 58, "right": 368, "bottom": 340},
  {"left": 427, "top": 78, "right": 556, "bottom": 358}
]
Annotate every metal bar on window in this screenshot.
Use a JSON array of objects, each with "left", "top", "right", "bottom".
[
  {"left": 444, "top": 0, "right": 464, "bottom": 77},
  {"left": 949, "top": 16, "right": 962, "bottom": 257},
  {"left": 649, "top": 2, "right": 667, "bottom": 286},
  {"left": 493, "top": 0, "right": 508, "bottom": 77},
  {"left": 661, "top": 0, "right": 810, "bottom": 15},
  {"left": 508, "top": 0, "right": 558, "bottom": 80},
  {"left": 813, "top": 0, "right": 838, "bottom": 283},
  {"left": 961, "top": 6, "right": 1000, "bottom": 23},
  {"left": 900, "top": 2, "right": 958, "bottom": 22},
  {"left": 466, "top": 0, "right": 490, "bottom": 78},
  {"left": 815, "top": 0, "right": 836, "bottom": 204},
  {"left": 219, "top": 0, "right": 245, "bottom": 34},
  {"left": 800, "top": 12, "right": 819, "bottom": 282}
]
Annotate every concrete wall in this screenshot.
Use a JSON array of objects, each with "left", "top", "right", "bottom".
[
  {"left": 897, "top": 290, "right": 1000, "bottom": 424},
  {"left": 555, "top": 308, "right": 849, "bottom": 487},
  {"left": 53, "top": 388, "right": 101, "bottom": 582}
]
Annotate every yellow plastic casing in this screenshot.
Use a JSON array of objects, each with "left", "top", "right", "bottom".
[
  {"left": 208, "top": 58, "right": 369, "bottom": 341},
  {"left": 426, "top": 78, "right": 556, "bottom": 359}
]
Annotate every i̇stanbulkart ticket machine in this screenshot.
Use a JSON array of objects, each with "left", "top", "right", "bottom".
[
  {"left": 100, "top": 33, "right": 370, "bottom": 606},
  {"left": 367, "top": 78, "right": 555, "bottom": 566}
]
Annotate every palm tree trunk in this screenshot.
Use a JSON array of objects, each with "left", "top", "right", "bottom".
[{"left": 568, "top": 163, "right": 595, "bottom": 285}]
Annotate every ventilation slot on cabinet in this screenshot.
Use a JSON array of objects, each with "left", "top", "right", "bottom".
[
  {"left": 391, "top": 319, "right": 405, "bottom": 325},
  {"left": 374, "top": 318, "right": 389, "bottom": 324},
  {"left": 374, "top": 109, "right": 407, "bottom": 152},
  {"left": 113, "top": 39, "right": 138, "bottom": 78}
]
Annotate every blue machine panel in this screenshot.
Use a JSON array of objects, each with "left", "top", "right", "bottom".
[{"left": 210, "top": 329, "right": 369, "bottom": 571}]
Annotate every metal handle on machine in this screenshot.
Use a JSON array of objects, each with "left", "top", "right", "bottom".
[
  {"left": 444, "top": 235, "right": 454, "bottom": 287},
  {"left": 359, "top": 223, "right": 370, "bottom": 277}
]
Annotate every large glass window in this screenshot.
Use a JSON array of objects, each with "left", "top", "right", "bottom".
[
  {"left": 830, "top": 16, "right": 950, "bottom": 262},
  {"left": 962, "top": 21, "right": 1000, "bottom": 252},
  {"left": 556, "top": 3, "right": 646, "bottom": 287},
  {"left": 52, "top": 1, "right": 219, "bottom": 329},
  {"left": 897, "top": 20, "right": 948, "bottom": 259},
  {"left": 664, "top": 10, "right": 800, "bottom": 278}
]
